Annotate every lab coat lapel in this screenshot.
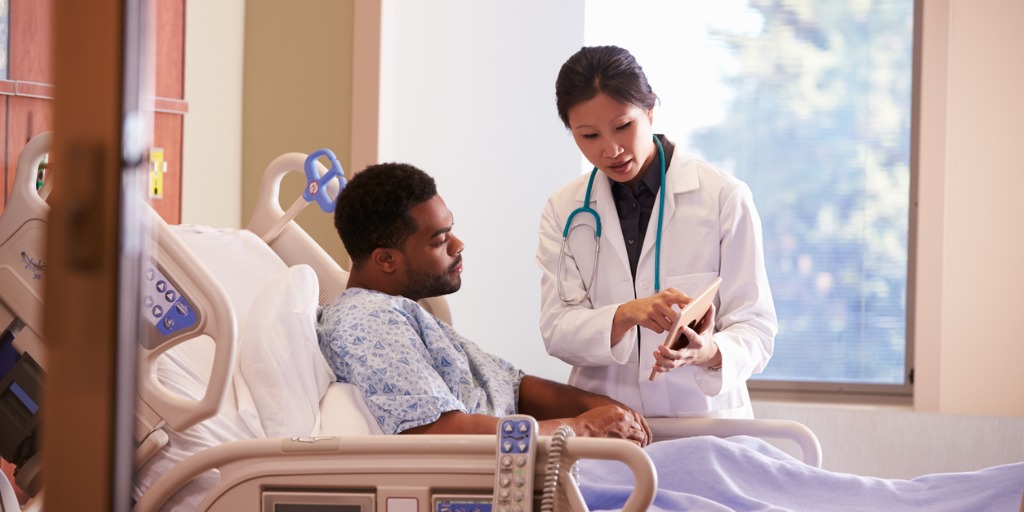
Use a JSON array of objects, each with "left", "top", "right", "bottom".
[{"left": 639, "top": 154, "right": 699, "bottom": 267}]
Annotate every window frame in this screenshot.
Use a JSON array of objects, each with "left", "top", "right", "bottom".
[
  {"left": 584, "top": 0, "right": 921, "bottom": 403},
  {"left": 746, "top": 0, "right": 923, "bottom": 404}
]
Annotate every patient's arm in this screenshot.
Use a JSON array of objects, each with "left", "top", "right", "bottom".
[
  {"left": 400, "top": 376, "right": 651, "bottom": 446},
  {"left": 518, "top": 375, "right": 651, "bottom": 446},
  {"left": 398, "top": 411, "right": 502, "bottom": 436},
  {"left": 518, "top": 375, "right": 622, "bottom": 417},
  {"left": 400, "top": 376, "right": 650, "bottom": 446},
  {"left": 399, "top": 407, "right": 650, "bottom": 447}
]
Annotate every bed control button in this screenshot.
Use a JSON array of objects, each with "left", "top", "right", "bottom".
[{"left": 495, "top": 415, "right": 537, "bottom": 512}]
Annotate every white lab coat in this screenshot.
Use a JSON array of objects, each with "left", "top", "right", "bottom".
[{"left": 536, "top": 147, "right": 776, "bottom": 418}]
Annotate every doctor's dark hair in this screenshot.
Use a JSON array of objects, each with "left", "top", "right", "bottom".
[
  {"left": 333, "top": 162, "right": 438, "bottom": 269},
  {"left": 555, "top": 45, "right": 658, "bottom": 128}
]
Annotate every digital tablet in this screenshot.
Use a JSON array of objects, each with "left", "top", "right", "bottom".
[{"left": 661, "top": 276, "right": 721, "bottom": 351}]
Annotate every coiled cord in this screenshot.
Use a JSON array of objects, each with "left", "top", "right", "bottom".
[{"left": 540, "top": 425, "right": 577, "bottom": 512}]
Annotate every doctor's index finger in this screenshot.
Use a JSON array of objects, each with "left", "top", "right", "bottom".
[{"left": 659, "top": 287, "right": 692, "bottom": 304}]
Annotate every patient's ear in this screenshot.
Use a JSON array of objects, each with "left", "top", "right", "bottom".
[{"left": 370, "top": 248, "right": 399, "bottom": 274}]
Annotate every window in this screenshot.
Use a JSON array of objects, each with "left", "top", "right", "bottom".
[{"left": 585, "top": 0, "right": 915, "bottom": 396}]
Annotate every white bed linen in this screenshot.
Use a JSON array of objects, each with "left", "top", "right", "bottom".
[
  {"left": 170, "top": 225, "right": 288, "bottom": 324},
  {"left": 580, "top": 435, "right": 1024, "bottom": 511},
  {"left": 133, "top": 337, "right": 256, "bottom": 510}
]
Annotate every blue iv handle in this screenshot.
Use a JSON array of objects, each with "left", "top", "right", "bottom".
[{"left": 302, "top": 148, "right": 347, "bottom": 213}]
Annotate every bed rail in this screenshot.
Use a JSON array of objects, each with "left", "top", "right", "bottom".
[
  {"left": 136, "top": 207, "right": 238, "bottom": 437},
  {"left": 134, "top": 435, "right": 656, "bottom": 512},
  {"left": 648, "top": 416, "right": 823, "bottom": 467}
]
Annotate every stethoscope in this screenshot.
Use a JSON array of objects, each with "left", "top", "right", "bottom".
[{"left": 558, "top": 135, "right": 667, "bottom": 305}]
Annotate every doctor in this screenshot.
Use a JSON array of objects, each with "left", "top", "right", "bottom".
[{"left": 537, "top": 45, "right": 776, "bottom": 419}]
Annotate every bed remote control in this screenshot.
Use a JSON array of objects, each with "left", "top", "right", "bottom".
[{"left": 494, "top": 414, "right": 538, "bottom": 512}]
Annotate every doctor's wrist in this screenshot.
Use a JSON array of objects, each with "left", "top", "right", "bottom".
[{"left": 703, "top": 345, "right": 723, "bottom": 371}]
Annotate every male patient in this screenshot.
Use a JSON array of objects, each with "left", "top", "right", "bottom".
[{"left": 316, "top": 162, "right": 650, "bottom": 446}]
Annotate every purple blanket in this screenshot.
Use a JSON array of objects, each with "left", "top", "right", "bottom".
[{"left": 578, "top": 436, "right": 1024, "bottom": 511}]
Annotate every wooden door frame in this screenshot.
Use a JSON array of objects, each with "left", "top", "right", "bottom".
[{"left": 42, "top": 0, "right": 151, "bottom": 510}]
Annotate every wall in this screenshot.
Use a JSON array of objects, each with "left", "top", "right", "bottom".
[
  {"left": 936, "top": 0, "right": 1024, "bottom": 415},
  {"left": 240, "top": 0, "right": 354, "bottom": 267},
  {"left": 181, "top": 0, "right": 246, "bottom": 227},
  {"left": 377, "top": 0, "right": 585, "bottom": 381},
  {"left": 913, "top": 0, "right": 1024, "bottom": 416},
  {"left": 754, "top": 401, "right": 1024, "bottom": 478}
]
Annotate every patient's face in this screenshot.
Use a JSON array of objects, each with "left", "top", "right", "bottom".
[{"left": 398, "top": 195, "right": 464, "bottom": 300}]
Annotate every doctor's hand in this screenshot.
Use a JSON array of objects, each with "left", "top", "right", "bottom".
[
  {"left": 650, "top": 304, "right": 721, "bottom": 378},
  {"left": 611, "top": 288, "right": 690, "bottom": 344}
]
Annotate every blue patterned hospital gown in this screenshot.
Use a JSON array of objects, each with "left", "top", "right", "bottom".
[{"left": 316, "top": 288, "right": 525, "bottom": 434}]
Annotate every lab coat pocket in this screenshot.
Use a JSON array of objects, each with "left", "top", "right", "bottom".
[{"left": 663, "top": 272, "right": 719, "bottom": 298}]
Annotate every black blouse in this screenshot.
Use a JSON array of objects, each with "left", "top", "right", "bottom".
[{"left": 609, "top": 134, "right": 674, "bottom": 281}]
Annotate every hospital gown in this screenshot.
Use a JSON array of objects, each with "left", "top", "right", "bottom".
[{"left": 316, "top": 288, "right": 525, "bottom": 434}]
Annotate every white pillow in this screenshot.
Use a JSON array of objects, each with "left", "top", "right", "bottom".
[
  {"left": 170, "top": 225, "right": 288, "bottom": 324},
  {"left": 236, "top": 264, "right": 335, "bottom": 438},
  {"left": 318, "top": 382, "right": 384, "bottom": 436}
]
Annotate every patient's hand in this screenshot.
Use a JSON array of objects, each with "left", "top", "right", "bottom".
[
  {"left": 518, "top": 375, "right": 651, "bottom": 446},
  {"left": 569, "top": 405, "right": 651, "bottom": 447}
]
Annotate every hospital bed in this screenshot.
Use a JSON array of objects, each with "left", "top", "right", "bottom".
[{"left": 1, "top": 133, "right": 830, "bottom": 512}]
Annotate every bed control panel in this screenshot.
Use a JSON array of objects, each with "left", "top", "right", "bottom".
[
  {"left": 141, "top": 262, "right": 198, "bottom": 345},
  {"left": 262, "top": 490, "right": 374, "bottom": 511},
  {"left": 494, "top": 414, "right": 538, "bottom": 512}
]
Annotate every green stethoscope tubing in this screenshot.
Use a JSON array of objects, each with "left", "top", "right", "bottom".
[{"left": 558, "top": 135, "right": 667, "bottom": 305}]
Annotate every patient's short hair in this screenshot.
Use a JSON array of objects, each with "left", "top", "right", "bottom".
[{"left": 334, "top": 162, "right": 437, "bottom": 268}]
